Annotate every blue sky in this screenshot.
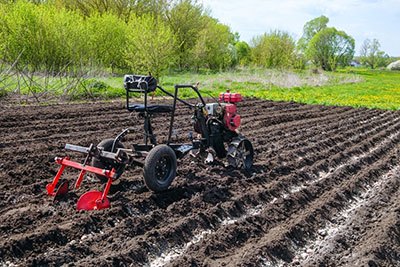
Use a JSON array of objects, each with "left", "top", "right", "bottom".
[{"left": 201, "top": 0, "right": 400, "bottom": 56}]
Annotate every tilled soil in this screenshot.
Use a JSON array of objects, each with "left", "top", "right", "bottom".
[{"left": 0, "top": 98, "right": 399, "bottom": 267}]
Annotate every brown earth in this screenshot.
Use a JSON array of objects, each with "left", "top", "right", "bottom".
[{"left": 0, "top": 98, "right": 399, "bottom": 267}]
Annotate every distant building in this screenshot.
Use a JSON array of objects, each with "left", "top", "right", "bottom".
[
  {"left": 387, "top": 60, "right": 400, "bottom": 70},
  {"left": 350, "top": 60, "right": 361, "bottom": 67}
]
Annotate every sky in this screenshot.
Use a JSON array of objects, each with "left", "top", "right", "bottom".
[{"left": 200, "top": 0, "right": 400, "bottom": 56}]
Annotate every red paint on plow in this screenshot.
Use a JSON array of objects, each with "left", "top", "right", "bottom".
[
  {"left": 77, "top": 191, "right": 110, "bottom": 211},
  {"left": 46, "top": 156, "right": 116, "bottom": 210}
]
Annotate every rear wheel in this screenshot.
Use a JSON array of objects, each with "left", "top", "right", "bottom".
[
  {"left": 143, "top": 145, "right": 177, "bottom": 192},
  {"left": 92, "top": 138, "right": 125, "bottom": 182}
]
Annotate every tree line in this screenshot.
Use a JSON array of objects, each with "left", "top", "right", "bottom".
[{"left": 0, "top": 0, "right": 393, "bottom": 78}]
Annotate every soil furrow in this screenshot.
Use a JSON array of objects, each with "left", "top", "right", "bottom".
[
  {"left": 235, "top": 146, "right": 400, "bottom": 266},
  {"left": 66, "top": 118, "right": 400, "bottom": 266},
  {"left": 0, "top": 100, "right": 399, "bottom": 267},
  {"left": 159, "top": 129, "right": 400, "bottom": 266},
  {"left": 296, "top": 166, "right": 400, "bottom": 266}
]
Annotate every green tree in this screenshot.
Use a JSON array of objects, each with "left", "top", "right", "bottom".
[
  {"left": 360, "top": 38, "right": 389, "bottom": 69},
  {"left": 306, "top": 27, "right": 355, "bottom": 71},
  {"left": 235, "top": 41, "right": 251, "bottom": 66},
  {"left": 251, "top": 30, "right": 295, "bottom": 68},
  {"left": 56, "top": 0, "right": 167, "bottom": 21},
  {"left": 126, "top": 14, "right": 177, "bottom": 78},
  {"left": 86, "top": 13, "right": 128, "bottom": 72},
  {"left": 165, "top": 0, "right": 205, "bottom": 69},
  {"left": 191, "top": 16, "right": 233, "bottom": 70},
  {"left": 298, "top": 15, "right": 329, "bottom": 53}
]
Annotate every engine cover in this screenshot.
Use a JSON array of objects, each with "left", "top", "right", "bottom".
[
  {"left": 224, "top": 103, "right": 241, "bottom": 131},
  {"left": 205, "top": 103, "right": 220, "bottom": 116}
]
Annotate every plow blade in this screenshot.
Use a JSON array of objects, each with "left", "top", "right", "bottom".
[
  {"left": 53, "top": 180, "right": 69, "bottom": 200},
  {"left": 47, "top": 156, "right": 116, "bottom": 210},
  {"left": 77, "top": 191, "right": 110, "bottom": 210}
]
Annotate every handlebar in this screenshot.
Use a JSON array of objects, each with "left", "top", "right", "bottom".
[
  {"left": 167, "top": 84, "right": 206, "bottom": 144},
  {"left": 173, "top": 84, "right": 206, "bottom": 106},
  {"left": 156, "top": 84, "right": 206, "bottom": 109}
]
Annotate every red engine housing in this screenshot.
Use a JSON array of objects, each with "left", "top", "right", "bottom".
[
  {"left": 219, "top": 91, "right": 242, "bottom": 131},
  {"left": 223, "top": 103, "right": 241, "bottom": 131}
]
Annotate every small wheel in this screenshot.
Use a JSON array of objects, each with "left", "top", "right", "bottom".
[
  {"left": 143, "top": 145, "right": 177, "bottom": 192},
  {"left": 227, "top": 138, "right": 254, "bottom": 170},
  {"left": 92, "top": 138, "right": 125, "bottom": 182}
]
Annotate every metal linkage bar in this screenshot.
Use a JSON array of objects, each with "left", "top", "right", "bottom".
[
  {"left": 65, "top": 144, "right": 91, "bottom": 154},
  {"left": 65, "top": 143, "right": 126, "bottom": 162},
  {"left": 56, "top": 157, "right": 116, "bottom": 179}
]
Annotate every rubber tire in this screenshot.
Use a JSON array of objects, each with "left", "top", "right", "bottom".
[
  {"left": 143, "top": 145, "right": 177, "bottom": 192},
  {"left": 92, "top": 138, "right": 124, "bottom": 183}
]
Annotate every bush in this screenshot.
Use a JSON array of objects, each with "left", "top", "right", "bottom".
[
  {"left": 0, "top": 1, "right": 86, "bottom": 73},
  {"left": 71, "top": 79, "right": 110, "bottom": 99},
  {"left": 0, "top": 2, "right": 129, "bottom": 74},
  {"left": 235, "top": 41, "right": 251, "bottom": 66},
  {"left": 86, "top": 13, "right": 129, "bottom": 72},
  {"left": 191, "top": 17, "right": 234, "bottom": 71},
  {"left": 125, "top": 14, "right": 177, "bottom": 78},
  {"left": 251, "top": 30, "right": 296, "bottom": 69}
]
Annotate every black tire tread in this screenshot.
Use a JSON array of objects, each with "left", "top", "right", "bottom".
[{"left": 143, "top": 144, "right": 177, "bottom": 192}]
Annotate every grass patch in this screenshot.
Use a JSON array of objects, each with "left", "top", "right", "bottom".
[
  {"left": 250, "top": 68, "right": 400, "bottom": 110},
  {"left": 155, "top": 68, "right": 398, "bottom": 110},
  {"left": 2, "top": 68, "right": 399, "bottom": 110}
]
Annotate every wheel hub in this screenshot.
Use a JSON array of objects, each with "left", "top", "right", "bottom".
[{"left": 155, "top": 156, "right": 171, "bottom": 182}]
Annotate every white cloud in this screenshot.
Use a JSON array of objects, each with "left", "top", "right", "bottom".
[{"left": 201, "top": 0, "right": 400, "bottom": 56}]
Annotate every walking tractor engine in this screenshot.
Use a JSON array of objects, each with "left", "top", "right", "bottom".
[
  {"left": 46, "top": 75, "right": 254, "bottom": 211},
  {"left": 206, "top": 90, "right": 242, "bottom": 131}
]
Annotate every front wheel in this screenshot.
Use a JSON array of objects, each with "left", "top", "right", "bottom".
[{"left": 143, "top": 145, "right": 177, "bottom": 192}]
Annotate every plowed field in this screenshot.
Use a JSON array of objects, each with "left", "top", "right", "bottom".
[{"left": 0, "top": 99, "right": 399, "bottom": 267}]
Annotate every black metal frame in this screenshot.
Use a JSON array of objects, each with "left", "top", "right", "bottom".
[
  {"left": 167, "top": 84, "right": 206, "bottom": 144},
  {"left": 124, "top": 77, "right": 156, "bottom": 146},
  {"left": 65, "top": 75, "right": 237, "bottom": 171},
  {"left": 123, "top": 75, "right": 207, "bottom": 163}
]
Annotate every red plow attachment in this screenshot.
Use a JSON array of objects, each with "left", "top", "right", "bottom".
[{"left": 46, "top": 156, "right": 116, "bottom": 210}]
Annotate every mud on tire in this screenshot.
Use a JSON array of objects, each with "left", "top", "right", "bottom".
[{"left": 144, "top": 144, "right": 177, "bottom": 192}]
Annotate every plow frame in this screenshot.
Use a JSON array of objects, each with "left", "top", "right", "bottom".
[{"left": 46, "top": 144, "right": 119, "bottom": 210}]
